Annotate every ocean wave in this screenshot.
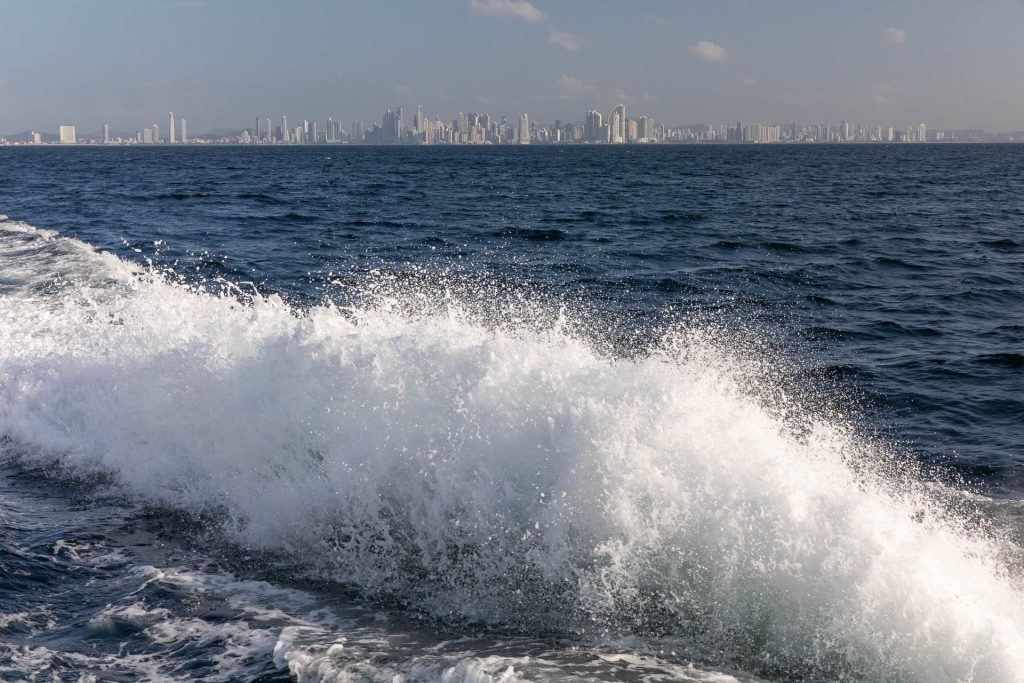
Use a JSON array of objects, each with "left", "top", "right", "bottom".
[{"left": 2, "top": 220, "right": 1024, "bottom": 680}]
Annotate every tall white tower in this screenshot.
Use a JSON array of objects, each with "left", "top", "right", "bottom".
[
  {"left": 518, "top": 113, "right": 530, "bottom": 144},
  {"left": 181, "top": 118, "right": 187, "bottom": 144},
  {"left": 610, "top": 104, "right": 626, "bottom": 143},
  {"left": 169, "top": 113, "right": 176, "bottom": 143}
]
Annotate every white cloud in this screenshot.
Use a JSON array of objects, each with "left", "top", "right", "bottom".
[
  {"left": 886, "top": 27, "right": 907, "bottom": 44},
  {"left": 688, "top": 40, "right": 728, "bottom": 62},
  {"left": 547, "top": 28, "right": 580, "bottom": 53},
  {"left": 555, "top": 75, "right": 592, "bottom": 98},
  {"left": 468, "top": 0, "right": 545, "bottom": 22}
]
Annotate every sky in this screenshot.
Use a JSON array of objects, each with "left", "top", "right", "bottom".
[{"left": 2, "top": 0, "right": 1023, "bottom": 135}]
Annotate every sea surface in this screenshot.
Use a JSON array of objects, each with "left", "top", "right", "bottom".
[{"left": 0, "top": 144, "right": 1022, "bottom": 682}]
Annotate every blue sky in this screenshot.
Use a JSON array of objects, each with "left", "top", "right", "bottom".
[{"left": 2, "top": 0, "right": 1023, "bottom": 133}]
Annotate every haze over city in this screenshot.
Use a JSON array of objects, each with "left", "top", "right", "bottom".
[{"left": 3, "top": 0, "right": 1023, "bottom": 136}]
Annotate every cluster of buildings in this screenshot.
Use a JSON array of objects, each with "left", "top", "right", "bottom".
[
  {"left": 48, "top": 113, "right": 189, "bottom": 146},
  {"left": 239, "top": 106, "right": 934, "bottom": 145},
  {"left": 3, "top": 104, "right": 1018, "bottom": 146}
]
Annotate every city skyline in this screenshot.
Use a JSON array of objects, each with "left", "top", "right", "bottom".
[
  {"left": 2, "top": 1, "right": 1024, "bottom": 134},
  {"left": 11, "top": 100, "right": 1021, "bottom": 146}
]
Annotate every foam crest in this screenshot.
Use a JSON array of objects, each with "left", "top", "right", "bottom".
[{"left": 2, "top": 221, "right": 1024, "bottom": 681}]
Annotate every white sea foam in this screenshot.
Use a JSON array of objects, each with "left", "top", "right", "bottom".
[{"left": 2, "top": 221, "right": 1024, "bottom": 681}]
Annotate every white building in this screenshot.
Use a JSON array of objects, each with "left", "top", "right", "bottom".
[
  {"left": 59, "top": 125, "right": 76, "bottom": 144},
  {"left": 169, "top": 113, "right": 176, "bottom": 143},
  {"left": 518, "top": 113, "right": 530, "bottom": 144},
  {"left": 609, "top": 104, "right": 626, "bottom": 143}
]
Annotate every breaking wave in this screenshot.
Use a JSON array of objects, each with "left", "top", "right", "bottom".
[{"left": 1, "top": 219, "right": 1023, "bottom": 681}]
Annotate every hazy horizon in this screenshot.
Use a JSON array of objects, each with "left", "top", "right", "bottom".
[{"left": 3, "top": 0, "right": 1023, "bottom": 134}]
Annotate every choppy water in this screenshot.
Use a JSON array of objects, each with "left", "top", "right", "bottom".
[{"left": 0, "top": 145, "right": 1022, "bottom": 682}]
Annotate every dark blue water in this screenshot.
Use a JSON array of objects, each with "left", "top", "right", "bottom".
[
  {"left": 4, "top": 144, "right": 1021, "bottom": 478},
  {"left": 1, "top": 145, "right": 1022, "bottom": 682}
]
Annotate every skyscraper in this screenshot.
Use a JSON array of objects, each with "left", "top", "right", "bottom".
[
  {"left": 152, "top": 124, "right": 160, "bottom": 143},
  {"left": 169, "top": 112, "right": 176, "bottom": 144},
  {"left": 518, "top": 113, "right": 530, "bottom": 144},
  {"left": 585, "top": 109, "right": 604, "bottom": 142},
  {"left": 609, "top": 104, "right": 626, "bottom": 143},
  {"left": 181, "top": 118, "right": 187, "bottom": 144},
  {"left": 103, "top": 124, "right": 110, "bottom": 144},
  {"left": 256, "top": 117, "right": 261, "bottom": 142},
  {"left": 59, "top": 125, "right": 76, "bottom": 144},
  {"left": 282, "top": 115, "right": 289, "bottom": 142},
  {"left": 265, "top": 118, "right": 272, "bottom": 143},
  {"left": 918, "top": 123, "right": 927, "bottom": 143},
  {"left": 382, "top": 108, "right": 404, "bottom": 144},
  {"left": 638, "top": 115, "right": 654, "bottom": 142}
]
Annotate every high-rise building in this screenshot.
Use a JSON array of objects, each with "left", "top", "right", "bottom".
[
  {"left": 181, "top": 118, "right": 187, "bottom": 143},
  {"left": 638, "top": 115, "right": 655, "bottom": 142},
  {"left": 152, "top": 124, "right": 160, "bottom": 143},
  {"left": 609, "top": 104, "right": 626, "bottom": 143},
  {"left": 610, "top": 106, "right": 623, "bottom": 143},
  {"left": 169, "top": 112, "right": 176, "bottom": 143},
  {"left": 311, "top": 121, "right": 318, "bottom": 144},
  {"left": 518, "top": 113, "right": 530, "bottom": 144},
  {"left": 256, "top": 117, "right": 261, "bottom": 142},
  {"left": 103, "top": 124, "right": 110, "bottom": 144},
  {"left": 59, "top": 125, "right": 76, "bottom": 144},
  {"left": 265, "top": 118, "right": 272, "bottom": 143},
  {"left": 584, "top": 109, "right": 604, "bottom": 142},
  {"left": 282, "top": 115, "right": 289, "bottom": 142},
  {"left": 382, "top": 108, "right": 404, "bottom": 143},
  {"left": 918, "top": 123, "right": 927, "bottom": 143}
]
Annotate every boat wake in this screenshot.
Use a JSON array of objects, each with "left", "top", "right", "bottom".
[{"left": 1, "top": 219, "right": 1023, "bottom": 681}]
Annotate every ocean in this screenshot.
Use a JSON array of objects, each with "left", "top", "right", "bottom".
[{"left": 0, "top": 144, "right": 1021, "bottom": 682}]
